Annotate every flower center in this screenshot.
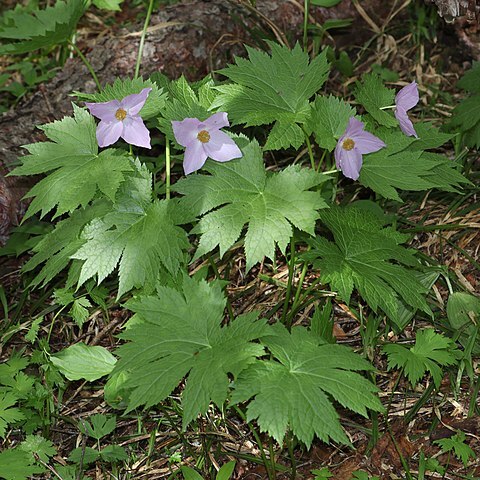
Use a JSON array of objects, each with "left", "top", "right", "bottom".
[
  {"left": 342, "top": 138, "right": 355, "bottom": 151},
  {"left": 197, "top": 130, "right": 210, "bottom": 143},
  {"left": 115, "top": 108, "right": 127, "bottom": 121}
]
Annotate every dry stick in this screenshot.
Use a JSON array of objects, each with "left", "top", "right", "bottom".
[{"left": 36, "top": 457, "right": 65, "bottom": 480}]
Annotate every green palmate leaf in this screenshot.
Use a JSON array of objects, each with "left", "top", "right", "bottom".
[
  {"left": 72, "top": 162, "right": 190, "bottom": 296},
  {"left": 450, "top": 93, "right": 480, "bottom": 149},
  {"left": 359, "top": 129, "right": 469, "bottom": 201},
  {"left": 393, "top": 269, "right": 440, "bottom": 331},
  {"left": 174, "top": 138, "right": 328, "bottom": 270},
  {"left": 11, "top": 105, "right": 133, "bottom": 219},
  {"left": 100, "top": 444, "right": 128, "bottom": 462},
  {"left": 456, "top": 61, "right": 480, "bottom": 93},
  {"left": 73, "top": 201, "right": 189, "bottom": 296},
  {"left": 68, "top": 447, "right": 99, "bottom": 465},
  {"left": 306, "top": 95, "right": 356, "bottom": 151},
  {"left": 156, "top": 76, "right": 212, "bottom": 141},
  {"left": 450, "top": 94, "right": 480, "bottom": 132},
  {"left": 213, "top": 42, "right": 329, "bottom": 149},
  {"left": 114, "top": 276, "right": 268, "bottom": 426},
  {"left": 409, "top": 123, "right": 454, "bottom": 150},
  {"left": 19, "top": 435, "right": 56, "bottom": 463},
  {"left": 22, "top": 200, "right": 111, "bottom": 288},
  {"left": 0, "top": 448, "right": 44, "bottom": 480},
  {"left": 303, "top": 204, "right": 431, "bottom": 323},
  {"left": 264, "top": 121, "right": 305, "bottom": 151},
  {"left": 0, "top": 0, "right": 86, "bottom": 55},
  {"left": 79, "top": 414, "right": 116, "bottom": 439},
  {"left": 75, "top": 77, "right": 167, "bottom": 119},
  {"left": 434, "top": 431, "right": 475, "bottom": 466},
  {"left": 354, "top": 73, "right": 397, "bottom": 127},
  {"left": 232, "top": 325, "right": 383, "bottom": 447},
  {"left": 449, "top": 63, "right": 480, "bottom": 148},
  {"left": 0, "top": 391, "right": 25, "bottom": 438},
  {"left": 50, "top": 343, "right": 117, "bottom": 381},
  {"left": 69, "top": 297, "right": 92, "bottom": 327},
  {"left": 0, "top": 354, "right": 29, "bottom": 381},
  {"left": 383, "top": 329, "right": 459, "bottom": 388}
]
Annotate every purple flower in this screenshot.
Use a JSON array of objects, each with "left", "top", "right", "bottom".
[
  {"left": 394, "top": 81, "right": 419, "bottom": 138},
  {"left": 86, "top": 88, "right": 152, "bottom": 148},
  {"left": 334, "top": 117, "right": 386, "bottom": 180},
  {"left": 172, "top": 112, "right": 242, "bottom": 175}
]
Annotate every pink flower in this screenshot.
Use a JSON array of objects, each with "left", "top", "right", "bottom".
[
  {"left": 394, "top": 81, "right": 419, "bottom": 138},
  {"left": 86, "top": 88, "right": 152, "bottom": 148},
  {"left": 335, "top": 117, "right": 386, "bottom": 180},
  {"left": 172, "top": 113, "right": 242, "bottom": 175}
]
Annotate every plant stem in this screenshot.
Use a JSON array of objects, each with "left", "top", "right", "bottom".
[
  {"left": 286, "top": 431, "right": 296, "bottom": 480},
  {"left": 208, "top": 257, "right": 235, "bottom": 322},
  {"left": 233, "top": 406, "right": 275, "bottom": 480},
  {"left": 67, "top": 40, "right": 101, "bottom": 90},
  {"left": 286, "top": 253, "right": 309, "bottom": 326},
  {"left": 135, "top": 0, "right": 155, "bottom": 79},
  {"left": 303, "top": 0, "right": 310, "bottom": 51},
  {"left": 300, "top": 125, "right": 315, "bottom": 169},
  {"left": 282, "top": 236, "right": 296, "bottom": 329},
  {"left": 316, "top": 149, "right": 327, "bottom": 172},
  {"left": 268, "top": 437, "right": 277, "bottom": 479},
  {"left": 165, "top": 139, "right": 171, "bottom": 200}
]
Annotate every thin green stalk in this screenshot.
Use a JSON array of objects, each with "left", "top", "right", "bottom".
[
  {"left": 68, "top": 40, "right": 101, "bottom": 90},
  {"left": 386, "top": 421, "right": 414, "bottom": 480},
  {"left": 233, "top": 406, "right": 275, "bottom": 480},
  {"left": 282, "top": 236, "right": 296, "bottom": 329},
  {"left": 291, "top": 256, "right": 309, "bottom": 308},
  {"left": 404, "top": 382, "right": 435, "bottom": 424},
  {"left": 316, "top": 149, "right": 327, "bottom": 172},
  {"left": 165, "top": 139, "right": 171, "bottom": 200},
  {"left": 135, "top": 0, "right": 155, "bottom": 79},
  {"left": 303, "top": 0, "right": 310, "bottom": 51},
  {"left": 285, "top": 255, "right": 309, "bottom": 326},
  {"left": 208, "top": 257, "right": 234, "bottom": 322},
  {"left": 286, "top": 431, "right": 296, "bottom": 480},
  {"left": 300, "top": 125, "right": 315, "bottom": 169},
  {"left": 268, "top": 438, "right": 277, "bottom": 479},
  {"left": 468, "top": 376, "right": 480, "bottom": 417}
]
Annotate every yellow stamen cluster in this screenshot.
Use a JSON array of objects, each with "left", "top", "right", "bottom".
[
  {"left": 115, "top": 108, "right": 127, "bottom": 121},
  {"left": 342, "top": 138, "right": 355, "bottom": 151},
  {"left": 197, "top": 130, "right": 210, "bottom": 143}
]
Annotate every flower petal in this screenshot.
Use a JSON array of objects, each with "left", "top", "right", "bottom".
[
  {"left": 86, "top": 100, "right": 120, "bottom": 122},
  {"left": 120, "top": 87, "right": 152, "bottom": 115},
  {"left": 344, "top": 117, "right": 365, "bottom": 137},
  {"left": 121, "top": 116, "right": 151, "bottom": 148},
  {"left": 352, "top": 130, "right": 386, "bottom": 154},
  {"left": 395, "top": 107, "right": 418, "bottom": 138},
  {"left": 335, "top": 146, "right": 363, "bottom": 180},
  {"left": 96, "top": 120, "right": 123, "bottom": 147},
  {"left": 395, "top": 81, "right": 419, "bottom": 112},
  {"left": 203, "top": 130, "right": 242, "bottom": 162},
  {"left": 172, "top": 118, "right": 202, "bottom": 147},
  {"left": 203, "top": 112, "right": 230, "bottom": 129},
  {"left": 183, "top": 141, "right": 208, "bottom": 175}
]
